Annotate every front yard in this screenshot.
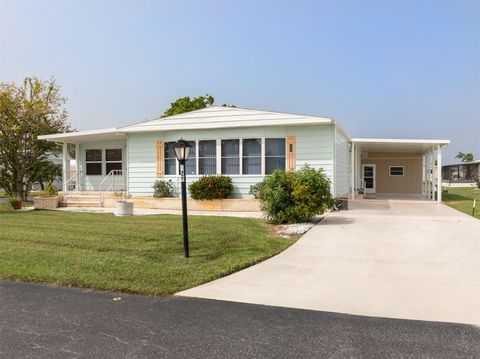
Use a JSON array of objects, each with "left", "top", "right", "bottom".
[
  {"left": 0, "top": 204, "right": 293, "bottom": 295},
  {"left": 443, "top": 186, "right": 480, "bottom": 220}
]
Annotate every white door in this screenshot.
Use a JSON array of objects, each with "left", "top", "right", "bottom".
[{"left": 362, "top": 164, "right": 376, "bottom": 194}]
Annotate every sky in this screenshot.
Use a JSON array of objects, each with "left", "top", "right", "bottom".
[{"left": 1, "top": 0, "right": 479, "bottom": 164}]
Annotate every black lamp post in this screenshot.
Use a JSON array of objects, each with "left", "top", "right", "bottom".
[{"left": 174, "top": 139, "right": 192, "bottom": 258}]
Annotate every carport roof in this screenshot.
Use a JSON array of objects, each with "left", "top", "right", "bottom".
[{"left": 351, "top": 138, "right": 450, "bottom": 153}]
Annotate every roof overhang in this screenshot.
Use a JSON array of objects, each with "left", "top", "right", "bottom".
[
  {"left": 351, "top": 138, "right": 450, "bottom": 153},
  {"left": 38, "top": 128, "right": 126, "bottom": 143}
]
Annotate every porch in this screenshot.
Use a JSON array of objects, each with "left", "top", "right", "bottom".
[{"left": 350, "top": 138, "right": 450, "bottom": 202}]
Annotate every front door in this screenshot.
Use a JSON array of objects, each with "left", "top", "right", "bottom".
[{"left": 362, "top": 164, "right": 376, "bottom": 194}]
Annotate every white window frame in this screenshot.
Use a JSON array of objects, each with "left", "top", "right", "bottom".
[
  {"left": 162, "top": 136, "right": 288, "bottom": 177},
  {"left": 264, "top": 138, "right": 287, "bottom": 175},
  {"left": 389, "top": 166, "right": 405, "bottom": 176},
  {"left": 105, "top": 148, "right": 123, "bottom": 174},
  {"left": 241, "top": 138, "right": 262, "bottom": 175},
  {"left": 85, "top": 149, "right": 103, "bottom": 176}
]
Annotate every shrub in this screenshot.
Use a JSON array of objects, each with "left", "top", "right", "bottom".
[
  {"left": 249, "top": 182, "right": 264, "bottom": 199},
  {"left": 8, "top": 197, "right": 21, "bottom": 210},
  {"left": 152, "top": 180, "right": 176, "bottom": 198},
  {"left": 45, "top": 183, "right": 58, "bottom": 196},
  {"left": 188, "top": 175, "right": 233, "bottom": 200},
  {"left": 259, "top": 166, "right": 332, "bottom": 223}
]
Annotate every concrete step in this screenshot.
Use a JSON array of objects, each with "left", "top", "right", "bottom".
[
  {"left": 62, "top": 201, "right": 101, "bottom": 208},
  {"left": 65, "top": 196, "right": 101, "bottom": 201}
]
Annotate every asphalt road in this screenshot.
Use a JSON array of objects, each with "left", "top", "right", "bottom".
[{"left": 0, "top": 280, "right": 479, "bottom": 359}]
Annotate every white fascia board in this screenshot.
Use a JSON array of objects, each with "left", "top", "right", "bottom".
[
  {"left": 351, "top": 138, "right": 450, "bottom": 145},
  {"left": 119, "top": 118, "right": 332, "bottom": 133},
  {"left": 332, "top": 120, "right": 351, "bottom": 140},
  {"left": 38, "top": 128, "right": 124, "bottom": 142}
]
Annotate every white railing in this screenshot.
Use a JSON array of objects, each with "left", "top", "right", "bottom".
[
  {"left": 64, "top": 170, "right": 80, "bottom": 192},
  {"left": 99, "top": 170, "right": 127, "bottom": 206}
]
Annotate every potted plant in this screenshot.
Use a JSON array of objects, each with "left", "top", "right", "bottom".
[
  {"left": 33, "top": 183, "right": 60, "bottom": 210},
  {"left": 114, "top": 192, "right": 134, "bottom": 216},
  {"left": 9, "top": 197, "right": 22, "bottom": 210}
]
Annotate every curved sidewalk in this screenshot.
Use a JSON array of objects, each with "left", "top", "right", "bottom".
[{"left": 178, "top": 199, "right": 480, "bottom": 326}]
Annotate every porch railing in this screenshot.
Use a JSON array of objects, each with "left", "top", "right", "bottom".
[
  {"left": 99, "top": 170, "right": 127, "bottom": 206},
  {"left": 64, "top": 170, "right": 81, "bottom": 192}
]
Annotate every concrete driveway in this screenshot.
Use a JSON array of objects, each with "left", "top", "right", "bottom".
[{"left": 178, "top": 198, "right": 480, "bottom": 326}]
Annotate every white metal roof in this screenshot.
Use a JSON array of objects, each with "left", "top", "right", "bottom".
[
  {"left": 117, "top": 106, "right": 333, "bottom": 133},
  {"left": 38, "top": 128, "right": 125, "bottom": 143},
  {"left": 352, "top": 138, "right": 450, "bottom": 152}
]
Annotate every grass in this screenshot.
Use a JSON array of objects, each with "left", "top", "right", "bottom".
[
  {"left": 0, "top": 190, "right": 46, "bottom": 199},
  {"left": 442, "top": 186, "right": 480, "bottom": 220},
  {"left": 0, "top": 203, "right": 293, "bottom": 296}
]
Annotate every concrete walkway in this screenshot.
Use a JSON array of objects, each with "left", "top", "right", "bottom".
[{"left": 178, "top": 198, "right": 480, "bottom": 326}]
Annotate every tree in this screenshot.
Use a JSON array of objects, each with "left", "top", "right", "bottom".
[
  {"left": 26, "top": 159, "right": 62, "bottom": 192},
  {"left": 455, "top": 151, "right": 474, "bottom": 163},
  {"left": 161, "top": 94, "right": 236, "bottom": 117},
  {"left": 162, "top": 94, "right": 214, "bottom": 117},
  {"left": 0, "top": 77, "right": 70, "bottom": 199}
]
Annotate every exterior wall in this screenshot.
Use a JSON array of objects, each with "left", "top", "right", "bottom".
[
  {"left": 361, "top": 152, "right": 422, "bottom": 194},
  {"left": 334, "top": 126, "right": 350, "bottom": 197},
  {"left": 127, "top": 124, "right": 334, "bottom": 198},
  {"left": 78, "top": 140, "right": 127, "bottom": 191}
]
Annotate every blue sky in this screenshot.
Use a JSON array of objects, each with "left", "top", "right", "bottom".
[{"left": 1, "top": 0, "right": 478, "bottom": 163}]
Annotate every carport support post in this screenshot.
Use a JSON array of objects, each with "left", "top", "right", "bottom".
[
  {"left": 62, "top": 142, "right": 70, "bottom": 193},
  {"left": 350, "top": 142, "right": 355, "bottom": 199},
  {"left": 422, "top": 154, "right": 426, "bottom": 197},
  {"left": 437, "top": 145, "right": 442, "bottom": 203}
]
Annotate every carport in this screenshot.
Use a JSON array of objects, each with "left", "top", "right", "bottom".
[{"left": 349, "top": 139, "right": 450, "bottom": 202}]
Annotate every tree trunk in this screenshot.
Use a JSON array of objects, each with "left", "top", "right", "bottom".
[{"left": 15, "top": 168, "right": 24, "bottom": 200}]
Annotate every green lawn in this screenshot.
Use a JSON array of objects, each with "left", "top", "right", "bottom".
[
  {"left": 0, "top": 204, "right": 293, "bottom": 295},
  {"left": 442, "top": 186, "right": 480, "bottom": 220}
]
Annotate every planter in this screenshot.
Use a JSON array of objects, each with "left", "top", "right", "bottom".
[
  {"left": 10, "top": 201, "right": 22, "bottom": 210},
  {"left": 115, "top": 201, "right": 134, "bottom": 216},
  {"left": 33, "top": 196, "right": 60, "bottom": 210}
]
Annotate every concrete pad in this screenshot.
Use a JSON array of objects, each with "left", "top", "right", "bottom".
[{"left": 178, "top": 199, "right": 480, "bottom": 326}]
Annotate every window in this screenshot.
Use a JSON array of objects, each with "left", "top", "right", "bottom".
[
  {"left": 164, "top": 142, "right": 176, "bottom": 175},
  {"left": 221, "top": 139, "right": 240, "bottom": 174},
  {"left": 390, "top": 166, "right": 404, "bottom": 176},
  {"left": 242, "top": 139, "right": 261, "bottom": 174},
  {"left": 85, "top": 149, "right": 102, "bottom": 175},
  {"left": 265, "top": 138, "right": 286, "bottom": 174},
  {"left": 106, "top": 149, "right": 122, "bottom": 174},
  {"left": 199, "top": 140, "right": 216, "bottom": 174},
  {"left": 184, "top": 141, "right": 196, "bottom": 175}
]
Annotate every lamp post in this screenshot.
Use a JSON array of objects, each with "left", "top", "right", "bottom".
[{"left": 174, "top": 139, "right": 192, "bottom": 258}]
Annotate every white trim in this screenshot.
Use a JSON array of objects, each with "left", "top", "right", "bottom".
[
  {"left": 389, "top": 166, "right": 405, "bottom": 176},
  {"left": 332, "top": 124, "right": 337, "bottom": 197},
  {"left": 350, "top": 142, "right": 355, "bottom": 199},
  {"left": 437, "top": 144, "right": 442, "bottom": 203},
  {"left": 351, "top": 138, "right": 450, "bottom": 145}
]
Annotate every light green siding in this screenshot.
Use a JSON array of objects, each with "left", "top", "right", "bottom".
[
  {"left": 78, "top": 140, "right": 127, "bottom": 191},
  {"left": 127, "top": 124, "right": 334, "bottom": 198}
]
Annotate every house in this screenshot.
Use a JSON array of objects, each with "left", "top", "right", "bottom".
[
  {"left": 442, "top": 160, "right": 480, "bottom": 187},
  {"left": 38, "top": 106, "right": 449, "bottom": 208}
]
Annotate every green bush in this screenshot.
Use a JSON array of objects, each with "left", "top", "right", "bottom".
[
  {"left": 258, "top": 166, "right": 332, "bottom": 223},
  {"left": 249, "top": 182, "right": 264, "bottom": 199},
  {"left": 152, "top": 180, "right": 176, "bottom": 198},
  {"left": 188, "top": 175, "right": 233, "bottom": 200},
  {"left": 45, "top": 183, "right": 58, "bottom": 196}
]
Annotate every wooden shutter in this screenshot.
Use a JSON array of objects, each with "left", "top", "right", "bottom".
[
  {"left": 156, "top": 140, "right": 164, "bottom": 176},
  {"left": 287, "top": 136, "right": 296, "bottom": 171}
]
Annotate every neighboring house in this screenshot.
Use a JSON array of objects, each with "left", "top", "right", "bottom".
[
  {"left": 31, "top": 155, "right": 77, "bottom": 191},
  {"left": 442, "top": 160, "right": 480, "bottom": 187},
  {"left": 38, "top": 106, "right": 449, "bottom": 205}
]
